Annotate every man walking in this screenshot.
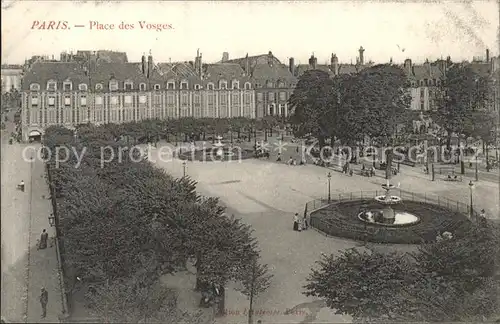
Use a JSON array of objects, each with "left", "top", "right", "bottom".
[
  {"left": 40, "top": 287, "right": 48, "bottom": 318},
  {"left": 38, "top": 229, "right": 49, "bottom": 250}
]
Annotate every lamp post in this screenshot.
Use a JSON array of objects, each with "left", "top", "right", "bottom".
[
  {"left": 182, "top": 161, "right": 187, "bottom": 177},
  {"left": 468, "top": 180, "right": 474, "bottom": 218},
  {"left": 327, "top": 172, "right": 332, "bottom": 203}
]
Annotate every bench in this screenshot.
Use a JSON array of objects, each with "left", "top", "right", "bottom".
[
  {"left": 443, "top": 174, "right": 462, "bottom": 182},
  {"left": 438, "top": 167, "right": 455, "bottom": 174}
]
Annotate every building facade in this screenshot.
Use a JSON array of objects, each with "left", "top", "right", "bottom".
[
  {"left": 21, "top": 52, "right": 256, "bottom": 140},
  {"left": 1, "top": 65, "right": 23, "bottom": 92}
]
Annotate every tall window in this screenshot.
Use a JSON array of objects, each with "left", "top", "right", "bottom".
[
  {"left": 208, "top": 93, "right": 214, "bottom": 105},
  {"left": 244, "top": 93, "right": 251, "bottom": 104},
  {"left": 80, "top": 96, "right": 87, "bottom": 106},
  {"left": 279, "top": 92, "right": 286, "bottom": 101},
  {"left": 31, "top": 96, "right": 39, "bottom": 106},
  {"left": 124, "top": 95, "right": 133, "bottom": 105},
  {"left": 154, "top": 94, "right": 161, "bottom": 105},
  {"left": 64, "top": 96, "right": 71, "bottom": 106},
  {"left": 232, "top": 93, "right": 239, "bottom": 104},
  {"left": 181, "top": 93, "right": 188, "bottom": 105},
  {"left": 194, "top": 94, "right": 201, "bottom": 104},
  {"left": 139, "top": 95, "right": 147, "bottom": 104},
  {"left": 95, "top": 96, "right": 103, "bottom": 105},
  {"left": 245, "top": 82, "right": 251, "bottom": 90},
  {"left": 220, "top": 94, "right": 227, "bottom": 105},
  {"left": 110, "top": 96, "right": 118, "bottom": 105},
  {"left": 48, "top": 96, "right": 55, "bottom": 107},
  {"left": 167, "top": 95, "right": 174, "bottom": 105},
  {"left": 257, "top": 93, "right": 263, "bottom": 102},
  {"left": 268, "top": 92, "right": 275, "bottom": 101}
]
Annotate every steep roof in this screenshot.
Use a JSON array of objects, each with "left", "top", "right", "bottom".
[
  {"left": 468, "top": 62, "right": 491, "bottom": 78},
  {"left": 89, "top": 62, "right": 147, "bottom": 84},
  {"left": 21, "top": 62, "right": 87, "bottom": 90},
  {"left": 1, "top": 64, "right": 23, "bottom": 70},
  {"left": 249, "top": 63, "right": 295, "bottom": 83}
]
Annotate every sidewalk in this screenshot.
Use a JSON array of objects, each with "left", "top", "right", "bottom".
[{"left": 26, "top": 145, "right": 65, "bottom": 323}]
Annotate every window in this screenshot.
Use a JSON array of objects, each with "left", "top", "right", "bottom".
[
  {"left": 279, "top": 92, "right": 286, "bottom": 101},
  {"left": 124, "top": 95, "right": 133, "bottom": 104},
  {"left": 167, "top": 81, "right": 175, "bottom": 90},
  {"left": 420, "top": 102, "right": 425, "bottom": 110},
  {"left": 95, "top": 96, "right": 103, "bottom": 105},
  {"left": 110, "top": 96, "right": 118, "bottom": 105},
  {"left": 139, "top": 95, "right": 147, "bottom": 104},
  {"left": 64, "top": 96, "right": 71, "bottom": 106},
  {"left": 207, "top": 83, "right": 214, "bottom": 90},
  {"left": 181, "top": 93, "right": 188, "bottom": 105},
  {"left": 245, "top": 82, "right": 251, "bottom": 90},
  {"left": 78, "top": 84, "right": 88, "bottom": 91},
  {"left": 154, "top": 94, "right": 161, "bottom": 105},
  {"left": 194, "top": 94, "right": 201, "bottom": 104},
  {"left": 419, "top": 80, "right": 424, "bottom": 86},
  {"left": 255, "top": 83, "right": 262, "bottom": 88},
  {"left": 432, "top": 79, "right": 436, "bottom": 86},
  {"left": 63, "top": 81, "right": 72, "bottom": 92},
  {"left": 220, "top": 94, "right": 227, "bottom": 105},
  {"left": 109, "top": 80, "right": 118, "bottom": 91},
  {"left": 139, "top": 83, "right": 147, "bottom": 91},
  {"left": 268, "top": 92, "right": 275, "bottom": 101},
  {"left": 424, "top": 79, "right": 428, "bottom": 86},
  {"left": 80, "top": 96, "right": 87, "bottom": 106},
  {"left": 257, "top": 93, "right": 263, "bottom": 102},
  {"left": 31, "top": 96, "right": 39, "bottom": 106},
  {"left": 219, "top": 80, "right": 227, "bottom": 90},
  {"left": 180, "top": 81, "right": 188, "bottom": 90},
  {"left": 232, "top": 80, "right": 239, "bottom": 89},
  {"left": 30, "top": 83, "right": 40, "bottom": 91},
  {"left": 278, "top": 81, "right": 285, "bottom": 88},
  {"left": 48, "top": 96, "right": 56, "bottom": 106},
  {"left": 244, "top": 93, "right": 251, "bottom": 104},
  {"left": 95, "top": 83, "right": 103, "bottom": 91},
  {"left": 167, "top": 95, "right": 174, "bottom": 105},
  {"left": 411, "top": 81, "right": 417, "bottom": 87},
  {"left": 194, "top": 84, "right": 201, "bottom": 90},
  {"left": 208, "top": 93, "right": 214, "bottom": 105},
  {"left": 154, "top": 84, "right": 161, "bottom": 90},
  {"left": 232, "top": 93, "right": 239, "bottom": 104},
  {"left": 125, "top": 82, "right": 133, "bottom": 91},
  {"left": 47, "top": 81, "right": 57, "bottom": 91},
  {"left": 266, "top": 80, "right": 274, "bottom": 88}
]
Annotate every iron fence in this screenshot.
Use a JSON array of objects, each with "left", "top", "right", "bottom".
[{"left": 305, "top": 189, "right": 477, "bottom": 219}]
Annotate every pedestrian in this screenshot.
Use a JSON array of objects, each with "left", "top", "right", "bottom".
[
  {"left": 276, "top": 153, "right": 282, "bottom": 162},
  {"left": 296, "top": 146, "right": 299, "bottom": 153},
  {"left": 302, "top": 215, "right": 308, "bottom": 230},
  {"left": 480, "top": 209, "right": 486, "bottom": 218},
  {"left": 18, "top": 180, "right": 25, "bottom": 192},
  {"left": 293, "top": 213, "right": 299, "bottom": 231},
  {"left": 40, "top": 287, "right": 48, "bottom": 318},
  {"left": 38, "top": 229, "right": 48, "bottom": 250}
]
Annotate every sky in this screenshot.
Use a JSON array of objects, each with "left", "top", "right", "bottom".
[{"left": 1, "top": 1, "right": 499, "bottom": 65}]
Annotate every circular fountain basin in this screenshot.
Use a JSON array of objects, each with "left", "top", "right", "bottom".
[
  {"left": 358, "top": 211, "right": 420, "bottom": 227},
  {"left": 374, "top": 195, "right": 402, "bottom": 204},
  {"left": 381, "top": 184, "right": 395, "bottom": 190}
]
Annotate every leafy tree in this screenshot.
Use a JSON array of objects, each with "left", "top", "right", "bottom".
[{"left": 237, "top": 254, "right": 273, "bottom": 324}]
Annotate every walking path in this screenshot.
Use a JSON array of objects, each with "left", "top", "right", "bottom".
[{"left": 1, "top": 117, "right": 64, "bottom": 323}]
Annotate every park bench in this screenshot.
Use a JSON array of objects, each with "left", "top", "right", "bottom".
[{"left": 443, "top": 174, "right": 462, "bottom": 182}]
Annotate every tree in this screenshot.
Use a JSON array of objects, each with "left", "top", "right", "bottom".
[
  {"left": 238, "top": 254, "right": 273, "bottom": 324},
  {"left": 288, "top": 70, "right": 336, "bottom": 147}
]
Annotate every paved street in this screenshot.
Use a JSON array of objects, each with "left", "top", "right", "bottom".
[
  {"left": 152, "top": 142, "right": 491, "bottom": 324},
  {"left": 1, "top": 118, "right": 64, "bottom": 323}
]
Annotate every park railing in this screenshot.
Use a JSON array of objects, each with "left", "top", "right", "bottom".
[
  {"left": 45, "top": 163, "right": 71, "bottom": 320},
  {"left": 305, "top": 189, "right": 478, "bottom": 221}
]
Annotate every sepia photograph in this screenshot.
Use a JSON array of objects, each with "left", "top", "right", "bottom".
[{"left": 1, "top": 1, "right": 499, "bottom": 323}]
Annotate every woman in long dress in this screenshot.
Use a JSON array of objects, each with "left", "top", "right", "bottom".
[{"left": 293, "top": 213, "right": 299, "bottom": 231}]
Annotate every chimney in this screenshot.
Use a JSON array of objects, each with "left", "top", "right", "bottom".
[
  {"left": 359, "top": 46, "right": 365, "bottom": 65},
  {"left": 141, "top": 53, "right": 146, "bottom": 75},
  {"left": 404, "top": 59, "right": 412, "bottom": 74},
  {"left": 486, "top": 48, "right": 490, "bottom": 62},
  {"left": 147, "top": 51, "right": 153, "bottom": 78},
  {"left": 289, "top": 57, "right": 295, "bottom": 75},
  {"left": 267, "top": 51, "right": 273, "bottom": 66},
  {"left": 330, "top": 54, "right": 339, "bottom": 75},
  {"left": 222, "top": 52, "right": 229, "bottom": 62},
  {"left": 198, "top": 52, "right": 203, "bottom": 77},
  {"left": 425, "top": 58, "right": 431, "bottom": 76},
  {"left": 245, "top": 53, "right": 250, "bottom": 76}
]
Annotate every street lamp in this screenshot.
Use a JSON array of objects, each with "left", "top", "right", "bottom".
[
  {"left": 468, "top": 180, "right": 474, "bottom": 218},
  {"left": 327, "top": 172, "right": 332, "bottom": 203},
  {"left": 182, "top": 161, "right": 187, "bottom": 177}
]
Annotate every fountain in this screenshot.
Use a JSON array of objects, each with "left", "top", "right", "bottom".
[
  {"left": 358, "top": 179, "right": 419, "bottom": 226},
  {"left": 213, "top": 135, "right": 235, "bottom": 159},
  {"left": 179, "top": 134, "right": 254, "bottom": 162}
]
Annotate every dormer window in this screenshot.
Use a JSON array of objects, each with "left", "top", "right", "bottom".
[
  {"left": 124, "top": 81, "right": 134, "bottom": 91},
  {"left": 419, "top": 80, "right": 424, "bottom": 86},
  {"left": 47, "top": 80, "right": 57, "bottom": 91},
  {"left": 266, "top": 80, "right": 274, "bottom": 88},
  {"left": 95, "top": 83, "right": 103, "bottom": 91},
  {"left": 180, "top": 81, "right": 188, "bottom": 90},
  {"left": 207, "top": 83, "right": 214, "bottom": 91},
  {"left": 219, "top": 80, "right": 227, "bottom": 90},
  {"left": 194, "top": 84, "right": 201, "bottom": 90},
  {"left": 63, "top": 81, "right": 72, "bottom": 92},
  {"left": 167, "top": 81, "right": 175, "bottom": 90},
  {"left": 109, "top": 80, "right": 118, "bottom": 91},
  {"left": 278, "top": 81, "right": 285, "bottom": 88},
  {"left": 154, "top": 84, "right": 161, "bottom": 90},
  {"left": 30, "top": 83, "right": 40, "bottom": 91},
  {"left": 78, "top": 83, "right": 88, "bottom": 91},
  {"left": 244, "top": 82, "right": 251, "bottom": 90},
  {"left": 139, "top": 83, "right": 147, "bottom": 91},
  {"left": 232, "top": 80, "right": 239, "bottom": 89}
]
